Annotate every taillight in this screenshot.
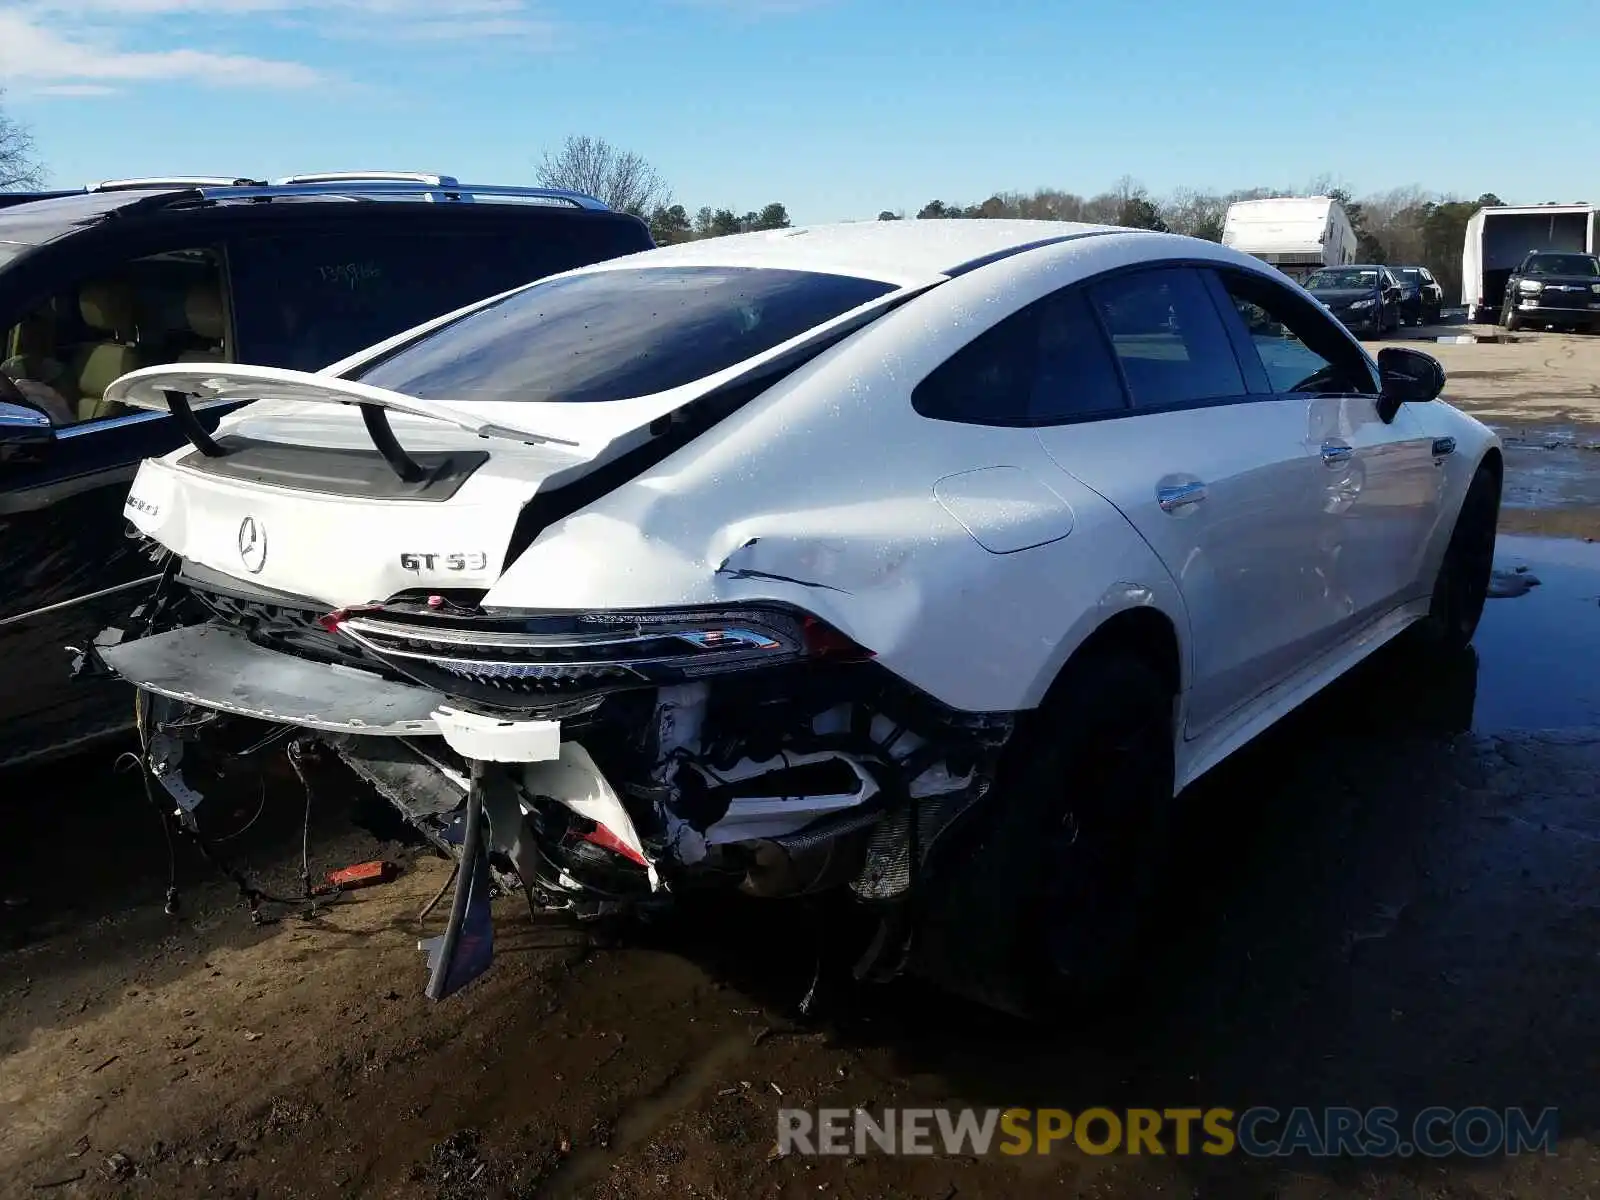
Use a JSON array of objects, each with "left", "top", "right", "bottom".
[{"left": 318, "top": 603, "right": 873, "bottom": 696}]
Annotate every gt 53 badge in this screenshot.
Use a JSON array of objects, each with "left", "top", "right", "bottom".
[{"left": 399, "top": 552, "right": 490, "bottom": 572}]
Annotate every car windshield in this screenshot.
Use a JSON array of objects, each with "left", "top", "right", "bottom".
[
  {"left": 354, "top": 265, "right": 897, "bottom": 404},
  {"left": 1305, "top": 268, "right": 1380, "bottom": 289},
  {"left": 1397, "top": 268, "right": 1420, "bottom": 280},
  {"left": 1523, "top": 254, "right": 1600, "bottom": 277}
]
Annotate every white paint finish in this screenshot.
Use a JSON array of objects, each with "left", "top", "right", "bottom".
[
  {"left": 112, "top": 220, "right": 1502, "bottom": 789},
  {"left": 1304, "top": 398, "right": 1444, "bottom": 634},
  {"left": 932, "top": 466, "right": 1075, "bottom": 554},
  {"left": 430, "top": 708, "right": 561, "bottom": 763},
  {"left": 125, "top": 454, "right": 531, "bottom": 606},
  {"left": 1037, "top": 400, "right": 1327, "bottom": 738}
]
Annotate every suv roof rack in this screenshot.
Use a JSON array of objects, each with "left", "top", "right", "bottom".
[
  {"left": 272, "top": 171, "right": 460, "bottom": 186},
  {"left": 90, "top": 176, "right": 266, "bottom": 192},
  {"left": 174, "top": 178, "right": 610, "bottom": 211}
]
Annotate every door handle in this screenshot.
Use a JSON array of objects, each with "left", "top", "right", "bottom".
[
  {"left": 1321, "top": 441, "right": 1354, "bottom": 466},
  {"left": 1157, "top": 481, "right": 1208, "bottom": 512}
]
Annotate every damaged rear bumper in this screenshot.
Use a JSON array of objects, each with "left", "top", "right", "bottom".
[
  {"left": 100, "top": 621, "right": 445, "bottom": 735},
  {"left": 97, "top": 585, "right": 1016, "bottom": 996}
]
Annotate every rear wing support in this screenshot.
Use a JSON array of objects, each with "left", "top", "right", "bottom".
[{"left": 163, "top": 389, "right": 226, "bottom": 458}]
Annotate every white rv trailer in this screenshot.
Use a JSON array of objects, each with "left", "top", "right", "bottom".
[
  {"left": 1460, "top": 203, "right": 1596, "bottom": 322},
  {"left": 1220, "top": 196, "right": 1358, "bottom": 282}
]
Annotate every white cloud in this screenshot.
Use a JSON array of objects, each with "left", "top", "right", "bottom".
[
  {"left": 0, "top": 0, "right": 564, "bottom": 94},
  {"left": 670, "top": 0, "right": 835, "bottom": 12},
  {"left": 34, "top": 83, "right": 121, "bottom": 95},
  {"left": 0, "top": 12, "right": 324, "bottom": 88}
]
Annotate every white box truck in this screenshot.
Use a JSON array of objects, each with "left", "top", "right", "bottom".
[
  {"left": 1461, "top": 203, "right": 1596, "bottom": 322},
  {"left": 1220, "top": 196, "right": 1358, "bottom": 282}
]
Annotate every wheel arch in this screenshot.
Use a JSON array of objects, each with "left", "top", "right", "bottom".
[{"left": 1036, "top": 604, "right": 1183, "bottom": 714}]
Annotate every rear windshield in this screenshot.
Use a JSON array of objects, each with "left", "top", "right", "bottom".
[
  {"left": 1523, "top": 254, "right": 1600, "bottom": 277},
  {"left": 1305, "top": 268, "right": 1380, "bottom": 289},
  {"left": 354, "top": 265, "right": 896, "bottom": 404}
]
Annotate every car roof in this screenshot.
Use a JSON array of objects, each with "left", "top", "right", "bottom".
[
  {"left": 599, "top": 219, "right": 1130, "bottom": 284},
  {"left": 0, "top": 180, "right": 625, "bottom": 253},
  {"left": 0, "top": 190, "right": 161, "bottom": 248}
]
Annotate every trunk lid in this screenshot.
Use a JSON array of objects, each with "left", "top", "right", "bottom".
[{"left": 109, "top": 364, "right": 704, "bottom": 608}]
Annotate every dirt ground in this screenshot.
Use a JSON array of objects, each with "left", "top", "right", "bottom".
[{"left": 4, "top": 324, "right": 1600, "bottom": 1200}]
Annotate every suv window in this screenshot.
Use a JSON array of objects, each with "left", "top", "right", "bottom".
[
  {"left": 355, "top": 265, "right": 895, "bottom": 404},
  {"left": 913, "top": 286, "right": 1125, "bottom": 425},
  {"left": 1087, "top": 266, "right": 1245, "bottom": 408},
  {"left": 1213, "top": 268, "right": 1376, "bottom": 395},
  {"left": 1522, "top": 253, "right": 1600, "bottom": 277},
  {"left": 1, "top": 247, "right": 228, "bottom": 426},
  {"left": 229, "top": 227, "right": 641, "bottom": 373}
]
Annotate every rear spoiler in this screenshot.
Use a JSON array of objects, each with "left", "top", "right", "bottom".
[{"left": 104, "top": 364, "right": 579, "bottom": 483}]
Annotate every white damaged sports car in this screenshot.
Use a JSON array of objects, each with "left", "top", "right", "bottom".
[{"left": 95, "top": 220, "right": 1500, "bottom": 1013}]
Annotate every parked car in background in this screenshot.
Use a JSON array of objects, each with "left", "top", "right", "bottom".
[
  {"left": 1390, "top": 265, "right": 1444, "bottom": 325},
  {"left": 1499, "top": 250, "right": 1600, "bottom": 332},
  {"left": 1301, "top": 264, "right": 1403, "bottom": 336},
  {"left": 96, "top": 220, "right": 1499, "bottom": 1013},
  {"left": 0, "top": 172, "right": 653, "bottom": 769}
]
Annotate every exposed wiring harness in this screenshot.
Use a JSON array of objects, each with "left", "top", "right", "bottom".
[{"left": 132, "top": 691, "right": 327, "bottom": 924}]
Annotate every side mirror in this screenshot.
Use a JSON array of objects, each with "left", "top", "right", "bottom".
[
  {"left": 0, "top": 400, "right": 55, "bottom": 449},
  {"left": 1376, "top": 346, "right": 1445, "bottom": 421}
]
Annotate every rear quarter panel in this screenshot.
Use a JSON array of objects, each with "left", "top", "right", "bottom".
[{"left": 488, "top": 233, "right": 1198, "bottom": 714}]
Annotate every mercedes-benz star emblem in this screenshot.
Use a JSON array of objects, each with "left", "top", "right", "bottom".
[{"left": 237, "top": 516, "right": 267, "bottom": 574}]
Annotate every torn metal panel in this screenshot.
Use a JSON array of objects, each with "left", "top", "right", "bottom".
[
  {"left": 519, "top": 742, "right": 660, "bottom": 889},
  {"left": 100, "top": 621, "right": 444, "bottom": 735}
]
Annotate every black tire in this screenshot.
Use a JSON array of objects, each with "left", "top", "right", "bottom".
[
  {"left": 1417, "top": 462, "right": 1500, "bottom": 651},
  {"left": 911, "top": 650, "right": 1176, "bottom": 1018},
  {"left": 1501, "top": 302, "right": 1521, "bottom": 332}
]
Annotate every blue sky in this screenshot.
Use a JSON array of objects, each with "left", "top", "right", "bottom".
[{"left": 1, "top": 0, "right": 1595, "bottom": 222}]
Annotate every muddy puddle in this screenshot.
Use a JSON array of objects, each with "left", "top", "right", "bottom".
[
  {"left": 1474, "top": 533, "right": 1600, "bottom": 731},
  {"left": 1488, "top": 424, "right": 1600, "bottom": 533}
]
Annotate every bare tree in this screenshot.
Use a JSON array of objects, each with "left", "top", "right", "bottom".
[
  {"left": 0, "top": 92, "right": 44, "bottom": 191},
  {"left": 535, "top": 135, "right": 670, "bottom": 216}
]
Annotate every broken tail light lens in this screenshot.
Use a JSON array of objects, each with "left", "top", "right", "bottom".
[{"left": 318, "top": 603, "right": 872, "bottom": 696}]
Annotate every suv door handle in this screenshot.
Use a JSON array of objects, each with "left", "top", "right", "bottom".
[
  {"left": 1321, "top": 441, "right": 1354, "bottom": 466},
  {"left": 1157, "top": 481, "right": 1208, "bottom": 512}
]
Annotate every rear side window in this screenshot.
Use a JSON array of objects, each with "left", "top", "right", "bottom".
[
  {"left": 229, "top": 226, "right": 638, "bottom": 372},
  {"left": 1088, "top": 267, "right": 1246, "bottom": 408},
  {"left": 354, "top": 266, "right": 895, "bottom": 404},
  {"left": 913, "top": 287, "right": 1125, "bottom": 425}
]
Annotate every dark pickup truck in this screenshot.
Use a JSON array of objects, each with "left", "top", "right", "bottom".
[{"left": 1500, "top": 250, "right": 1600, "bottom": 332}]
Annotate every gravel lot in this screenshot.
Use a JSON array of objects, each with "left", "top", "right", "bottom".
[{"left": 3, "top": 321, "right": 1600, "bottom": 1200}]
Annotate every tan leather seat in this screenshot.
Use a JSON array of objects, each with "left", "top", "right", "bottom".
[
  {"left": 176, "top": 280, "right": 227, "bottom": 363},
  {"left": 68, "top": 281, "right": 141, "bottom": 422}
]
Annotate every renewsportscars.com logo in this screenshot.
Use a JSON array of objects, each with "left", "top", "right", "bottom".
[{"left": 777, "top": 1106, "right": 1560, "bottom": 1158}]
